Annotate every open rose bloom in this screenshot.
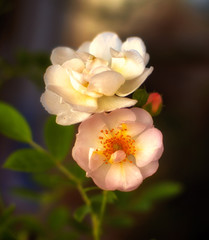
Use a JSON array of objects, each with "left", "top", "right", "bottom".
[
  {"left": 72, "top": 108, "right": 163, "bottom": 191},
  {"left": 41, "top": 32, "right": 153, "bottom": 125}
]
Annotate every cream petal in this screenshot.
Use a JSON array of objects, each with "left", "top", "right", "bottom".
[
  {"left": 77, "top": 41, "right": 91, "bottom": 52},
  {"left": 89, "top": 148, "right": 106, "bottom": 171},
  {"left": 96, "top": 96, "right": 137, "bottom": 113},
  {"left": 135, "top": 128, "right": 163, "bottom": 167},
  {"left": 130, "top": 108, "right": 153, "bottom": 127},
  {"left": 72, "top": 114, "right": 106, "bottom": 171},
  {"left": 47, "top": 85, "right": 98, "bottom": 113},
  {"left": 111, "top": 50, "right": 145, "bottom": 80},
  {"left": 44, "top": 65, "right": 71, "bottom": 88},
  {"left": 89, "top": 32, "right": 122, "bottom": 62},
  {"left": 56, "top": 110, "right": 91, "bottom": 126},
  {"left": 40, "top": 90, "right": 70, "bottom": 115},
  {"left": 140, "top": 160, "right": 159, "bottom": 179},
  {"left": 41, "top": 90, "right": 91, "bottom": 125},
  {"left": 105, "top": 162, "right": 143, "bottom": 191},
  {"left": 50, "top": 47, "right": 76, "bottom": 65},
  {"left": 101, "top": 108, "right": 136, "bottom": 130},
  {"left": 116, "top": 67, "right": 154, "bottom": 97},
  {"left": 122, "top": 37, "right": 146, "bottom": 59},
  {"left": 62, "top": 59, "right": 85, "bottom": 73},
  {"left": 88, "top": 71, "right": 125, "bottom": 96}
]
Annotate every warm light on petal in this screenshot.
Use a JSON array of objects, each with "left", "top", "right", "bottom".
[
  {"left": 88, "top": 71, "right": 125, "bottom": 96},
  {"left": 96, "top": 96, "right": 137, "bottom": 113},
  {"left": 116, "top": 67, "right": 154, "bottom": 96},
  {"left": 122, "top": 37, "right": 146, "bottom": 59},
  {"left": 135, "top": 128, "right": 163, "bottom": 167},
  {"left": 111, "top": 50, "right": 145, "bottom": 80},
  {"left": 89, "top": 32, "right": 122, "bottom": 62},
  {"left": 50, "top": 47, "right": 75, "bottom": 65}
]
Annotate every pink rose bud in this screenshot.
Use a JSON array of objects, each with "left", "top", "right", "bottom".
[{"left": 143, "top": 93, "right": 162, "bottom": 116}]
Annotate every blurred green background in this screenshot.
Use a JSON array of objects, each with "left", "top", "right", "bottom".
[{"left": 0, "top": 0, "right": 209, "bottom": 239}]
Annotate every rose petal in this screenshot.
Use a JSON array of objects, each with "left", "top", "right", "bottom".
[
  {"left": 131, "top": 108, "right": 153, "bottom": 127},
  {"left": 40, "top": 90, "right": 69, "bottom": 115},
  {"left": 101, "top": 108, "right": 136, "bottom": 130},
  {"left": 62, "top": 59, "right": 85, "bottom": 73},
  {"left": 111, "top": 50, "right": 145, "bottom": 80},
  {"left": 89, "top": 32, "right": 122, "bottom": 62},
  {"left": 72, "top": 114, "right": 106, "bottom": 171},
  {"left": 89, "top": 148, "right": 106, "bottom": 171},
  {"left": 50, "top": 47, "right": 76, "bottom": 65},
  {"left": 44, "top": 65, "right": 71, "bottom": 88},
  {"left": 140, "top": 160, "right": 159, "bottom": 179},
  {"left": 122, "top": 37, "right": 146, "bottom": 59},
  {"left": 41, "top": 90, "right": 91, "bottom": 125},
  {"left": 135, "top": 128, "right": 163, "bottom": 167},
  {"left": 96, "top": 96, "right": 137, "bottom": 113},
  {"left": 123, "top": 122, "right": 147, "bottom": 138},
  {"left": 116, "top": 67, "right": 154, "bottom": 96},
  {"left": 110, "top": 150, "right": 126, "bottom": 163},
  {"left": 104, "top": 162, "right": 143, "bottom": 191},
  {"left": 47, "top": 85, "right": 98, "bottom": 113},
  {"left": 88, "top": 71, "right": 125, "bottom": 96},
  {"left": 56, "top": 110, "right": 91, "bottom": 126},
  {"left": 77, "top": 41, "right": 91, "bottom": 52}
]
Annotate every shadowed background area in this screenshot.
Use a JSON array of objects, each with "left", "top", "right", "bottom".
[{"left": 0, "top": 0, "right": 209, "bottom": 239}]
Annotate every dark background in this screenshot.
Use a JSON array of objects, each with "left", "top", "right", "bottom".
[{"left": 0, "top": 0, "right": 209, "bottom": 239}]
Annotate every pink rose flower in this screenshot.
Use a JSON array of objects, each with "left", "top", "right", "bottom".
[{"left": 72, "top": 108, "right": 163, "bottom": 192}]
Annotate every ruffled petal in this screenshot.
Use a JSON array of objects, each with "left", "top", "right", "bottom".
[
  {"left": 116, "top": 67, "right": 154, "bottom": 96},
  {"left": 96, "top": 96, "right": 137, "bottom": 113},
  {"left": 40, "top": 90, "right": 70, "bottom": 115},
  {"left": 72, "top": 114, "right": 106, "bottom": 171},
  {"left": 88, "top": 71, "right": 125, "bottom": 96},
  {"left": 89, "top": 32, "right": 122, "bottom": 62},
  {"left": 111, "top": 50, "right": 145, "bottom": 80},
  {"left": 140, "top": 160, "right": 159, "bottom": 179},
  {"left": 135, "top": 128, "right": 163, "bottom": 167},
  {"left": 50, "top": 47, "right": 76, "bottom": 65},
  {"left": 47, "top": 84, "right": 98, "bottom": 113},
  {"left": 44, "top": 65, "right": 71, "bottom": 88},
  {"left": 104, "top": 162, "right": 143, "bottom": 191},
  {"left": 56, "top": 110, "right": 91, "bottom": 126},
  {"left": 40, "top": 90, "right": 91, "bottom": 125},
  {"left": 122, "top": 37, "right": 146, "bottom": 59},
  {"left": 130, "top": 108, "right": 153, "bottom": 127}
]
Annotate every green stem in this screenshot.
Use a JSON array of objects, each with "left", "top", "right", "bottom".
[
  {"left": 29, "top": 140, "right": 101, "bottom": 240},
  {"left": 100, "top": 191, "right": 108, "bottom": 225}
]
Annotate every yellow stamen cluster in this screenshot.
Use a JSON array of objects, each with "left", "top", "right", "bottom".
[{"left": 96, "top": 123, "right": 136, "bottom": 164}]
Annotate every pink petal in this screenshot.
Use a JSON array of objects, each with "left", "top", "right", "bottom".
[
  {"left": 101, "top": 108, "right": 136, "bottom": 130},
  {"left": 105, "top": 162, "right": 143, "bottom": 191},
  {"left": 131, "top": 107, "right": 153, "bottom": 127},
  {"left": 135, "top": 128, "right": 163, "bottom": 167},
  {"left": 72, "top": 114, "right": 106, "bottom": 171},
  {"left": 89, "top": 148, "right": 106, "bottom": 171},
  {"left": 140, "top": 160, "right": 159, "bottom": 179}
]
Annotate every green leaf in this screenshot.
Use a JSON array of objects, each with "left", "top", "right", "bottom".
[
  {"left": 131, "top": 181, "right": 183, "bottom": 212},
  {"left": 73, "top": 205, "right": 91, "bottom": 222},
  {"left": 44, "top": 116, "right": 75, "bottom": 161},
  {"left": 4, "top": 149, "right": 54, "bottom": 172},
  {"left": 106, "top": 191, "right": 117, "bottom": 203},
  {"left": 0, "top": 101, "right": 32, "bottom": 143},
  {"left": 107, "top": 215, "right": 134, "bottom": 228},
  {"left": 48, "top": 207, "right": 69, "bottom": 231},
  {"left": 132, "top": 88, "right": 149, "bottom": 107}
]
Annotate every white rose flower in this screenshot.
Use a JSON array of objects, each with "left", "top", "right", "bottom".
[{"left": 41, "top": 32, "right": 153, "bottom": 125}]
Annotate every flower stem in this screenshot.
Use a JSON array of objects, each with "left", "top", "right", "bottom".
[{"left": 29, "top": 140, "right": 101, "bottom": 240}]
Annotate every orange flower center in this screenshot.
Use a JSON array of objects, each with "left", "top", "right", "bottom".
[{"left": 97, "top": 123, "right": 136, "bottom": 164}]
